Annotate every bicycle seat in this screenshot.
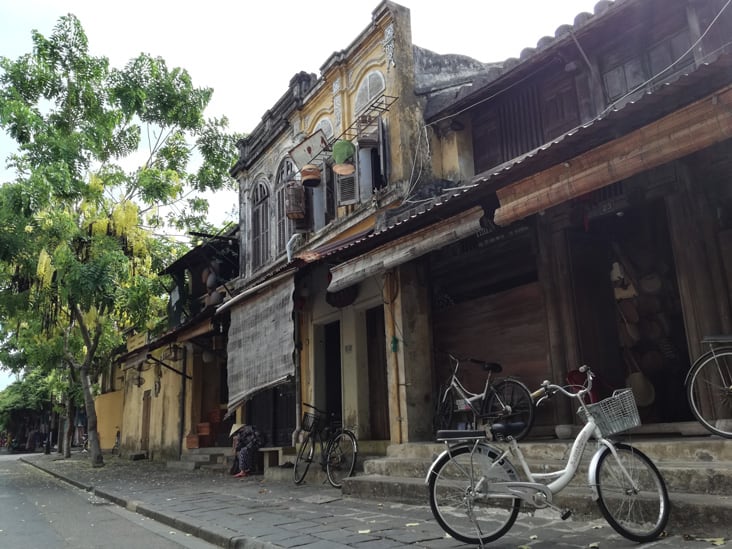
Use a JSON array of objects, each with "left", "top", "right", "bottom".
[
  {"left": 702, "top": 335, "right": 732, "bottom": 344},
  {"left": 469, "top": 358, "right": 502, "bottom": 373},
  {"left": 435, "top": 429, "right": 487, "bottom": 441},
  {"left": 490, "top": 421, "right": 526, "bottom": 439}
]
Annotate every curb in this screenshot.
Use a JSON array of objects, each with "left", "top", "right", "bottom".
[{"left": 20, "top": 457, "right": 246, "bottom": 548}]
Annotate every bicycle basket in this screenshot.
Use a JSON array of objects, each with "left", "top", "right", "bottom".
[
  {"left": 577, "top": 388, "right": 640, "bottom": 437},
  {"left": 301, "top": 412, "right": 321, "bottom": 433}
]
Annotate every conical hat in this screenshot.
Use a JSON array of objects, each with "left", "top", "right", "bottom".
[{"left": 229, "top": 423, "right": 244, "bottom": 437}]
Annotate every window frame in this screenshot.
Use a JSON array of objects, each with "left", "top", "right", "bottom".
[{"left": 250, "top": 180, "right": 270, "bottom": 271}]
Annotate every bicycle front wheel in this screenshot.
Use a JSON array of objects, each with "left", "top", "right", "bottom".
[
  {"left": 594, "top": 443, "right": 669, "bottom": 542},
  {"left": 686, "top": 347, "right": 732, "bottom": 438},
  {"left": 483, "top": 379, "right": 535, "bottom": 441},
  {"left": 428, "top": 443, "right": 520, "bottom": 545},
  {"left": 326, "top": 430, "right": 358, "bottom": 488},
  {"left": 293, "top": 434, "right": 315, "bottom": 485},
  {"left": 433, "top": 387, "right": 455, "bottom": 433}
]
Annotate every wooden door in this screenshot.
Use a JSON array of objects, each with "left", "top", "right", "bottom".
[
  {"left": 324, "top": 321, "right": 342, "bottom": 420},
  {"left": 366, "top": 306, "right": 390, "bottom": 440},
  {"left": 141, "top": 390, "right": 151, "bottom": 453}
]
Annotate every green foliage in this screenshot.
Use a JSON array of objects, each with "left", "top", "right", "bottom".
[{"left": 0, "top": 14, "right": 241, "bottom": 459}]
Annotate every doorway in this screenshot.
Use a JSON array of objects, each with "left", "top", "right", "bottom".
[
  {"left": 366, "top": 306, "right": 390, "bottom": 440},
  {"left": 569, "top": 200, "right": 692, "bottom": 424},
  {"left": 141, "top": 390, "right": 151, "bottom": 454},
  {"left": 324, "top": 321, "right": 342, "bottom": 419}
]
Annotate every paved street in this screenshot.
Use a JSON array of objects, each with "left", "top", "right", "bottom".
[
  {"left": 5, "top": 449, "right": 729, "bottom": 548},
  {"left": 0, "top": 452, "right": 218, "bottom": 548}
]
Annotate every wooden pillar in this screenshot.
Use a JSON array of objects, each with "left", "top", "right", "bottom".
[
  {"left": 536, "top": 215, "right": 574, "bottom": 427},
  {"left": 665, "top": 173, "right": 727, "bottom": 360},
  {"left": 384, "top": 261, "right": 434, "bottom": 443}
]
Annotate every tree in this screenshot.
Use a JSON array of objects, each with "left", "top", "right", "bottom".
[{"left": 0, "top": 15, "right": 240, "bottom": 466}]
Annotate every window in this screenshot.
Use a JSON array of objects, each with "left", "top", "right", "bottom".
[
  {"left": 251, "top": 180, "right": 269, "bottom": 270},
  {"left": 601, "top": 30, "right": 692, "bottom": 103},
  {"left": 275, "top": 159, "right": 294, "bottom": 256},
  {"left": 355, "top": 70, "right": 385, "bottom": 114}
]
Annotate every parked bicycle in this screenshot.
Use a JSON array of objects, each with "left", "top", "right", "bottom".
[
  {"left": 293, "top": 403, "right": 358, "bottom": 488},
  {"left": 426, "top": 365, "right": 669, "bottom": 546},
  {"left": 433, "top": 353, "right": 534, "bottom": 441},
  {"left": 686, "top": 334, "right": 732, "bottom": 438}
]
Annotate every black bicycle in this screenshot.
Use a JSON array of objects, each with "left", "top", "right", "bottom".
[{"left": 293, "top": 403, "right": 358, "bottom": 488}]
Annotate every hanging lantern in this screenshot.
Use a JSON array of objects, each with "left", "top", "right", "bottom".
[{"left": 300, "top": 164, "right": 321, "bottom": 187}]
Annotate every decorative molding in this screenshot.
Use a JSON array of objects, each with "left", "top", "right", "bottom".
[
  {"left": 383, "top": 24, "right": 395, "bottom": 69},
  {"left": 334, "top": 95, "right": 342, "bottom": 127}
]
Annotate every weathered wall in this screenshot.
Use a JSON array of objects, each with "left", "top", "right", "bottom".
[
  {"left": 121, "top": 347, "right": 184, "bottom": 460},
  {"left": 94, "top": 390, "right": 123, "bottom": 450}
]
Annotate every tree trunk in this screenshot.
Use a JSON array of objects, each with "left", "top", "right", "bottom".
[
  {"left": 80, "top": 365, "right": 104, "bottom": 467},
  {"left": 64, "top": 398, "right": 73, "bottom": 459}
]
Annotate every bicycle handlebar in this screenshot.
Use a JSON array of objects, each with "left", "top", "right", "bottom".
[{"left": 531, "top": 365, "right": 594, "bottom": 401}]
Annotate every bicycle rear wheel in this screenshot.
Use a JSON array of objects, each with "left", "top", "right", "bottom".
[
  {"left": 293, "top": 434, "right": 315, "bottom": 484},
  {"left": 326, "top": 430, "right": 358, "bottom": 488},
  {"left": 686, "top": 347, "right": 732, "bottom": 438},
  {"left": 483, "top": 379, "right": 535, "bottom": 440},
  {"left": 428, "top": 443, "right": 520, "bottom": 545},
  {"left": 594, "top": 443, "right": 669, "bottom": 542}
]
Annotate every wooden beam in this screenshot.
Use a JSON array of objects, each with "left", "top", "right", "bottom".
[
  {"left": 328, "top": 206, "right": 484, "bottom": 292},
  {"left": 494, "top": 84, "right": 732, "bottom": 226}
]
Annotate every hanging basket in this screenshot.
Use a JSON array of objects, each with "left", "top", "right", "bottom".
[
  {"left": 300, "top": 164, "right": 321, "bottom": 188},
  {"left": 332, "top": 139, "right": 355, "bottom": 164}
]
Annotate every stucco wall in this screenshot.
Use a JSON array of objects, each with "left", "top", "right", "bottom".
[{"left": 94, "top": 390, "right": 123, "bottom": 450}]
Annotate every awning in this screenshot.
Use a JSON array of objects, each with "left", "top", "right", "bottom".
[
  {"left": 224, "top": 271, "right": 296, "bottom": 417},
  {"left": 494, "top": 84, "right": 732, "bottom": 226},
  {"left": 327, "top": 206, "right": 484, "bottom": 292}
]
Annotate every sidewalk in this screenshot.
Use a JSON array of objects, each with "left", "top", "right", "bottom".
[{"left": 19, "top": 451, "right": 730, "bottom": 548}]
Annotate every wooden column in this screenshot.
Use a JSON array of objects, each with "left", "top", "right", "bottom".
[
  {"left": 665, "top": 178, "right": 725, "bottom": 360},
  {"left": 536, "top": 215, "right": 574, "bottom": 427}
]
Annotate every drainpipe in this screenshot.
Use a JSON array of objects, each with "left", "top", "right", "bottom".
[
  {"left": 286, "top": 234, "right": 301, "bottom": 263},
  {"left": 293, "top": 308, "right": 302, "bottom": 446},
  {"left": 385, "top": 271, "right": 404, "bottom": 444}
]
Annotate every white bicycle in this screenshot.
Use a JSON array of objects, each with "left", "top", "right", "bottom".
[{"left": 426, "top": 366, "right": 669, "bottom": 546}]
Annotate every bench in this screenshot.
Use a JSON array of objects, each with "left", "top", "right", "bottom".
[{"left": 258, "top": 446, "right": 295, "bottom": 472}]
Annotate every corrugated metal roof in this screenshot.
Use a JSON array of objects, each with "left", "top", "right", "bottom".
[{"left": 310, "top": 52, "right": 732, "bottom": 263}]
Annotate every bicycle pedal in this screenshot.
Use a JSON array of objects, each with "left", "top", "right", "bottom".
[{"left": 560, "top": 509, "right": 572, "bottom": 520}]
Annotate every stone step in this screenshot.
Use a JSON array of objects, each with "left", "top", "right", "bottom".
[
  {"left": 388, "top": 436, "right": 732, "bottom": 462},
  {"left": 362, "top": 454, "right": 732, "bottom": 496},
  {"left": 341, "top": 475, "right": 732, "bottom": 537}
]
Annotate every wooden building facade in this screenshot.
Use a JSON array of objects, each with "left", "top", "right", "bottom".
[{"left": 323, "top": 0, "right": 732, "bottom": 439}]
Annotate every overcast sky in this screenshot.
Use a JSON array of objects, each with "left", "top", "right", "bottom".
[{"left": 0, "top": 0, "right": 599, "bottom": 390}]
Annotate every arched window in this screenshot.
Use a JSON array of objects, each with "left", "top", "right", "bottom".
[
  {"left": 315, "top": 118, "right": 334, "bottom": 140},
  {"left": 275, "top": 158, "right": 295, "bottom": 256},
  {"left": 251, "top": 180, "right": 269, "bottom": 270},
  {"left": 355, "top": 70, "right": 385, "bottom": 114}
]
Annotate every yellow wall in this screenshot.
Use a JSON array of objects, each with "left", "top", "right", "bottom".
[
  {"left": 120, "top": 346, "right": 185, "bottom": 460},
  {"left": 94, "top": 390, "right": 123, "bottom": 450}
]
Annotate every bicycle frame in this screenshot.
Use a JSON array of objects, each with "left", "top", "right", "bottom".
[
  {"left": 428, "top": 374, "right": 640, "bottom": 509},
  {"left": 440, "top": 357, "right": 496, "bottom": 418}
]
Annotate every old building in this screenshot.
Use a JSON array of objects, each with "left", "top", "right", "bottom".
[
  {"left": 326, "top": 0, "right": 732, "bottom": 438},
  {"left": 225, "top": 1, "right": 495, "bottom": 448},
  {"left": 222, "top": 0, "right": 732, "bottom": 457},
  {"left": 111, "top": 228, "right": 238, "bottom": 458}
]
